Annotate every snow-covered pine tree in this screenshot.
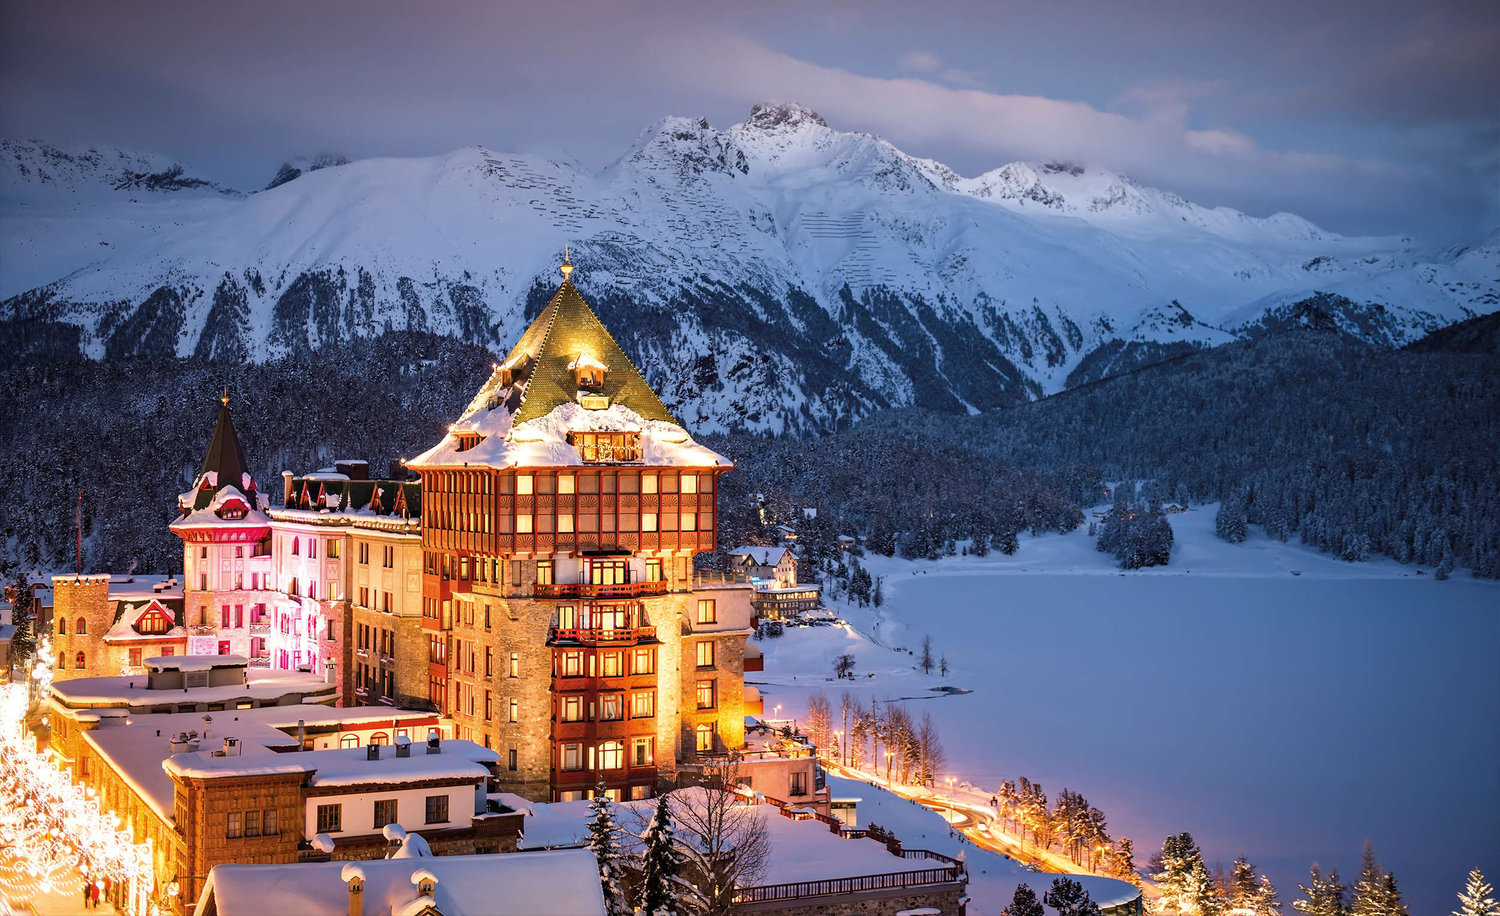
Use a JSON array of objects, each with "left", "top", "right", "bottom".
[
  {"left": 1216, "top": 497, "right": 1249, "bottom": 544},
  {"left": 1230, "top": 857, "right": 1259, "bottom": 911},
  {"left": 586, "top": 784, "right": 631, "bottom": 916},
  {"left": 1001, "top": 882, "right": 1045, "bottom": 916},
  {"left": 1044, "top": 876, "right": 1102, "bottom": 916},
  {"left": 1293, "top": 864, "right": 1349, "bottom": 916},
  {"left": 1452, "top": 869, "right": 1500, "bottom": 916},
  {"left": 1154, "top": 832, "right": 1204, "bottom": 913},
  {"left": 636, "top": 795, "right": 693, "bottom": 916}
]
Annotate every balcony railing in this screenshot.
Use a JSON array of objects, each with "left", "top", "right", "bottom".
[
  {"left": 730, "top": 853, "right": 964, "bottom": 904},
  {"left": 248, "top": 656, "right": 271, "bottom": 668},
  {"left": 534, "top": 581, "right": 669, "bottom": 599},
  {"left": 248, "top": 621, "right": 271, "bottom": 631},
  {"left": 550, "top": 625, "right": 657, "bottom": 645}
]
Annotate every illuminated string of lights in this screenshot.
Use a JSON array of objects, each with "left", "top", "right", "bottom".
[{"left": 0, "top": 646, "right": 156, "bottom": 916}]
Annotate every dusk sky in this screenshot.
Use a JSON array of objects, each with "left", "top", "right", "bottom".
[{"left": 2, "top": 0, "right": 1496, "bottom": 244}]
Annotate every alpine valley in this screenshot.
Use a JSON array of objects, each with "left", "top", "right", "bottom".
[{"left": 4, "top": 102, "right": 1496, "bottom": 434}]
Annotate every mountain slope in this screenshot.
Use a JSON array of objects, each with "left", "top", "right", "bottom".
[{"left": 2, "top": 105, "right": 1495, "bottom": 433}]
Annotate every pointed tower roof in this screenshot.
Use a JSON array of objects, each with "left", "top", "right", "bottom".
[
  {"left": 180, "top": 394, "right": 259, "bottom": 514},
  {"left": 409, "top": 263, "right": 727, "bottom": 471},
  {"left": 506, "top": 278, "right": 676, "bottom": 426}
]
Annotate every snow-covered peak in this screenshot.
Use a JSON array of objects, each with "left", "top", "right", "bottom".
[
  {"left": 0, "top": 139, "right": 239, "bottom": 201},
  {"left": 263, "top": 152, "right": 351, "bottom": 190},
  {"left": 743, "top": 101, "right": 829, "bottom": 133}
]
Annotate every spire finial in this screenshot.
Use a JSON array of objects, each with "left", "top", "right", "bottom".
[
  {"left": 560, "top": 245, "right": 573, "bottom": 281},
  {"left": 220, "top": 386, "right": 230, "bottom": 407}
]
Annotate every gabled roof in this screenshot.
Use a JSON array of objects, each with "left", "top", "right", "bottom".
[
  {"left": 730, "top": 546, "right": 794, "bottom": 566},
  {"left": 508, "top": 278, "right": 676, "bottom": 426}
]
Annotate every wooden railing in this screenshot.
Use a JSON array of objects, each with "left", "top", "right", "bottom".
[
  {"left": 550, "top": 625, "right": 657, "bottom": 644},
  {"left": 535, "top": 581, "right": 669, "bottom": 599}
]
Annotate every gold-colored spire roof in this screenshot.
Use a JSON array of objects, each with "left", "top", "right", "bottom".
[{"left": 503, "top": 266, "right": 677, "bottom": 427}]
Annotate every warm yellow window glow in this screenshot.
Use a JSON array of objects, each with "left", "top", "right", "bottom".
[{"left": 517, "top": 475, "right": 534, "bottom": 495}]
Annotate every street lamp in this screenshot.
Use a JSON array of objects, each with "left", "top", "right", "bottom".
[{"left": 945, "top": 776, "right": 956, "bottom": 824}]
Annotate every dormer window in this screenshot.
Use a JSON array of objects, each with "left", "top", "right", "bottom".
[
  {"left": 569, "top": 353, "right": 608, "bottom": 391},
  {"left": 454, "top": 431, "right": 483, "bottom": 452}
]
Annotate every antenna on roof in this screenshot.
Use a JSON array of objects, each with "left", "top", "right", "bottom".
[{"left": 560, "top": 245, "right": 573, "bottom": 281}]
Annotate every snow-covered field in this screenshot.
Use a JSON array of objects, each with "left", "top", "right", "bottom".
[{"left": 755, "top": 507, "right": 1500, "bottom": 916}]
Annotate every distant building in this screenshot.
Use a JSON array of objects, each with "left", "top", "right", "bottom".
[
  {"left": 49, "top": 575, "right": 185, "bottom": 679},
  {"left": 727, "top": 546, "right": 822, "bottom": 621}
]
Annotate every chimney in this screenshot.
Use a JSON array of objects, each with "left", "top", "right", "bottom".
[
  {"left": 367, "top": 744, "right": 382, "bottom": 761},
  {"left": 168, "top": 733, "right": 190, "bottom": 754},
  {"left": 222, "top": 737, "right": 240, "bottom": 756},
  {"left": 395, "top": 735, "right": 411, "bottom": 758},
  {"left": 426, "top": 732, "right": 441, "bottom": 755},
  {"left": 282, "top": 471, "right": 295, "bottom": 507},
  {"left": 297, "top": 719, "right": 306, "bottom": 748},
  {"left": 340, "top": 864, "right": 365, "bottom": 916}
]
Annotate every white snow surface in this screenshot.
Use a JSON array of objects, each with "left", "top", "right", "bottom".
[
  {"left": 752, "top": 506, "right": 1500, "bottom": 916},
  {"left": 162, "top": 738, "right": 499, "bottom": 784},
  {"left": 411, "top": 400, "right": 727, "bottom": 470},
  {"left": 195, "top": 849, "right": 606, "bottom": 916},
  {"left": 4, "top": 106, "right": 1494, "bottom": 432}
]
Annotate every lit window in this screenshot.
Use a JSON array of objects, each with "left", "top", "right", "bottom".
[
  {"left": 601, "top": 695, "right": 622, "bottom": 721},
  {"left": 697, "top": 640, "right": 715, "bottom": 669},
  {"left": 642, "top": 513, "right": 658, "bottom": 532},
  {"left": 682, "top": 474, "right": 697, "bottom": 494},
  {"left": 509, "top": 653, "right": 520, "bottom": 678},
  {"left": 517, "top": 475, "right": 534, "bottom": 495},
  {"left": 559, "top": 475, "right": 575, "bottom": 494},
  {"left": 642, "top": 474, "right": 658, "bottom": 494},
  {"left": 600, "top": 651, "right": 624, "bottom": 678},
  {"left": 561, "top": 696, "right": 584, "bottom": 722},
  {"left": 632, "top": 736, "right": 655, "bottom": 767},
  {"left": 227, "top": 812, "right": 242, "bottom": 839},
  {"left": 697, "top": 599, "right": 716, "bottom": 624},
  {"left": 631, "top": 648, "right": 655, "bottom": 675},
  {"left": 696, "top": 679, "right": 716, "bottom": 709},
  {"left": 517, "top": 514, "right": 533, "bottom": 534},
  {"left": 558, "top": 514, "right": 574, "bottom": 533},
  {"left": 560, "top": 650, "right": 583, "bottom": 677},
  {"left": 562, "top": 743, "right": 583, "bottom": 771},
  {"left": 695, "top": 724, "right": 714, "bottom": 752},
  {"left": 631, "top": 691, "right": 655, "bottom": 718},
  {"left": 598, "top": 740, "right": 624, "bottom": 770}
]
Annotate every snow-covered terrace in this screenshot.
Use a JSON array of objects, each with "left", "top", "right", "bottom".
[
  {"left": 49, "top": 667, "right": 334, "bottom": 710},
  {"left": 163, "top": 739, "right": 501, "bottom": 787},
  {"left": 520, "top": 788, "right": 944, "bottom": 886},
  {"left": 195, "top": 849, "right": 607, "bottom": 916}
]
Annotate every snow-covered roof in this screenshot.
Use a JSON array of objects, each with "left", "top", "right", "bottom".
[
  {"left": 196, "top": 849, "right": 607, "bottom": 916},
  {"left": 49, "top": 667, "right": 334, "bottom": 709},
  {"left": 146, "top": 654, "right": 247, "bottom": 671},
  {"left": 101, "top": 601, "right": 186, "bottom": 643},
  {"left": 731, "top": 546, "right": 793, "bottom": 565},
  {"left": 85, "top": 722, "right": 286, "bottom": 821},
  {"left": 521, "top": 787, "right": 936, "bottom": 885},
  {"left": 408, "top": 278, "right": 728, "bottom": 472},
  {"left": 163, "top": 739, "right": 500, "bottom": 786}
]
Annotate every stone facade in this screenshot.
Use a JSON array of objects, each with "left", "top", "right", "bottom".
[
  {"left": 50, "top": 575, "right": 114, "bottom": 678},
  {"left": 170, "top": 771, "right": 306, "bottom": 908}
]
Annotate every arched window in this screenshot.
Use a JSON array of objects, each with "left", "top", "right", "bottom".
[
  {"left": 74, "top": 652, "right": 86, "bottom": 669},
  {"left": 76, "top": 617, "right": 87, "bottom": 636},
  {"left": 58, "top": 618, "right": 66, "bottom": 635},
  {"left": 292, "top": 537, "right": 300, "bottom": 556},
  {"left": 340, "top": 735, "right": 360, "bottom": 748},
  {"left": 695, "top": 723, "right": 714, "bottom": 753},
  {"left": 369, "top": 732, "right": 390, "bottom": 746}
]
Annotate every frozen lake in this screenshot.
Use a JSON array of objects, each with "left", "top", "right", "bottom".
[{"left": 756, "top": 509, "right": 1500, "bottom": 916}]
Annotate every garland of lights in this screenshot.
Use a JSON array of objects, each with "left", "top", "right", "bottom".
[{"left": 0, "top": 641, "right": 158, "bottom": 916}]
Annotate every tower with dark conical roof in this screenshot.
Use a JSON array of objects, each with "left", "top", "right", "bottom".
[{"left": 171, "top": 394, "right": 274, "bottom": 659}]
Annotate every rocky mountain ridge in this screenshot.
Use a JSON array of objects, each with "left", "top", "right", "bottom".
[{"left": 3, "top": 103, "right": 1495, "bottom": 433}]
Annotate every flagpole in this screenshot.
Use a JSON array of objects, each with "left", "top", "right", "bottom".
[{"left": 76, "top": 489, "right": 83, "bottom": 575}]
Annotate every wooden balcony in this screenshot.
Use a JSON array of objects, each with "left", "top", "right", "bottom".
[
  {"left": 534, "top": 580, "right": 669, "bottom": 599},
  {"left": 550, "top": 625, "right": 656, "bottom": 645}
]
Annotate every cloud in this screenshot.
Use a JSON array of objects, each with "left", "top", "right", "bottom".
[{"left": 898, "top": 51, "right": 942, "bottom": 73}]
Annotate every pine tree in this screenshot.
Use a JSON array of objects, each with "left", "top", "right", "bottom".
[
  {"left": 1154, "top": 832, "right": 1204, "bottom": 914},
  {"left": 637, "top": 795, "right": 691, "bottom": 916},
  {"left": 1294, "top": 864, "right": 1349, "bottom": 916},
  {"left": 8, "top": 573, "right": 36, "bottom": 661},
  {"left": 1002, "top": 882, "right": 1045, "bottom": 916},
  {"left": 1452, "top": 869, "right": 1500, "bottom": 916},
  {"left": 1044, "top": 877, "right": 1102, "bottom": 916},
  {"left": 586, "top": 785, "right": 631, "bottom": 916}
]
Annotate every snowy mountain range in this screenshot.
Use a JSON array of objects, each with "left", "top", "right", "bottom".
[{"left": 3, "top": 104, "right": 1496, "bottom": 432}]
